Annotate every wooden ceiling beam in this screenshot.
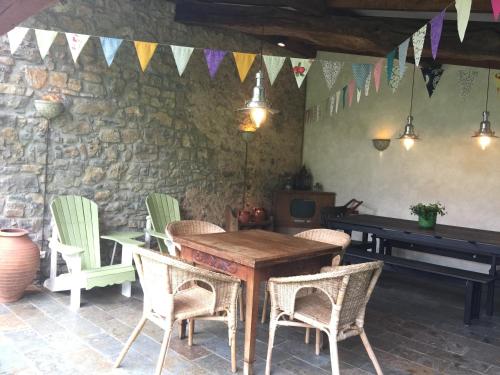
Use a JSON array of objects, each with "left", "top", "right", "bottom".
[
  {"left": 326, "top": 0, "right": 493, "bottom": 13},
  {"left": 0, "top": 0, "right": 57, "bottom": 36},
  {"left": 194, "top": 0, "right": 327, "bottom": 16}
]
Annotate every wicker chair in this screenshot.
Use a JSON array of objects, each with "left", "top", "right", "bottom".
[
  {"left": 114, "top": 247, "right": 240, "bottom": 374},
  {"left": 265, "top": 261, "right": 384, "bottom": 375}
]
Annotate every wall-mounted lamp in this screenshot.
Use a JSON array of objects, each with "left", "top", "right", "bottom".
[{"left": 372, "top": 139, "right": 391, "bottom": 151}]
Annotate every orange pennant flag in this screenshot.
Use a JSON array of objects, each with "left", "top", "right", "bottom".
[
  {"left": 233, "top": 52, "right": 256, "bottom": 82},
  {"left": 134, "top": 41, "right": 158, "bottom": 72}
]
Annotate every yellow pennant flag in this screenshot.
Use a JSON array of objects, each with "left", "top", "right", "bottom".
[
  {"left": 134, "top": 41, "right": 158, "bottom": 72},
  {"left": 233, "top": 52, "right": 256, "bottom": 82}
]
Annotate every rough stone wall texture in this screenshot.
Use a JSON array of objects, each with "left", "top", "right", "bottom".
[{"left": 0, "top": 0, "right": 305, "bottom": 274}]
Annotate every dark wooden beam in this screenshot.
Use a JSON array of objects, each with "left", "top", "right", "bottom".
[
  {"left": 175, "top": 0, "right": 500, "bottom": 69},
  {"left": 0, "top": 0, "right": 57, "bottom": 36},
  {"left": 195, "top": 0, "right": 327, "bottom": 16},
  {"left": 326, "top": 0, "right": 493, "bottom": 13}
]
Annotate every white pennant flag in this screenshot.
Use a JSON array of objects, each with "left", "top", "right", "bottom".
[
  {"left": 335, "top": 90, "right": 341, "bottom": 113},
  {"left": 263, "top": 55, "right": 286, "bottom": 85},
  {"left": 35, "top": 29, "right": 58, "bottom": 59},
  {"left": 8, "top": 27, "right": 30, "bottom": 54},
  {"left": 364, "top": 70, "right": 372, "bottom": 96},
  {"left": 65, "top": 33, "right": 90, "bottom": 63},
  {"left": 321, "top": 60, "right": 343, "bottom": 90},
  {"left": 290, "top": 58, "right": 313, "bottom": 88},
  {"left": 412, "top": 25, "right": 427, "bottom": 67},
  {"left": 456, "top": 0, "right": 472, "bottom": 42},
  {"left": 170, "top": 45, "right": 194, "bottom": 76},
  {"left": 329, "top": 96, "right": 335, "bottom": 116},
  {"left": 356, "top": 89, "right": 362, "bottom": 103}
]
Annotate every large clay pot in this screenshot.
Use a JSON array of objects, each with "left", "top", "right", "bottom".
[{"left": 0, "top": 229, "right": 39, "bottom": 303}]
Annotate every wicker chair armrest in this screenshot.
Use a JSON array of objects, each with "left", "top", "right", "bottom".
[{"left": 146, "top": 230, "right": 181, "bottom": 249}]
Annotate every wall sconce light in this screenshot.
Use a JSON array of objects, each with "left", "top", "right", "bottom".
[{"left": 372, "top": 139, "right": 390, "bottom": 151}]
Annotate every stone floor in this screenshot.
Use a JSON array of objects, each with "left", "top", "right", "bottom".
[{"left": 1, "top": 270, "right": 500, "bottom": 375}]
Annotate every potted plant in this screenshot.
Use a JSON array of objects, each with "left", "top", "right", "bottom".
[
  {"left": 34, "top": 93, "right": 64, "bottom": 119},
  {"left": 410, "top": 202, "right": 446, "bottom": 229}
]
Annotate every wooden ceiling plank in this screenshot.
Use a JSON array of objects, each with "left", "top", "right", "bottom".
[
  {"left": 0, "top": 0, "right": 57, "bottom": 36},
  {"left": 326, "top": 0, "right": 493, "bottom": 13},
  {"left": 194, "top": 0, "right": 328, "bottom": 16}
]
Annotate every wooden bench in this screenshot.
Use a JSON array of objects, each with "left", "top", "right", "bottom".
[{"left": 345, "top": 247, "right": 496, "bottom": 325}]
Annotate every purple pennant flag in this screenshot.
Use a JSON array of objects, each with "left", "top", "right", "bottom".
[
  {"left": 204, "top": 49, "right": 227, "bottom": 79},
  {"left": 430, "top": 10, "right": 446, "bottom": 60}
]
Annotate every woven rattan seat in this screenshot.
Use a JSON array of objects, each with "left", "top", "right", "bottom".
[{"left": 174, "top": 286, "right": 214, "bottom": 320}]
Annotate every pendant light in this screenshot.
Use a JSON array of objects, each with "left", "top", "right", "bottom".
[
  {"left": 472, "top": 67, "right": 497, "bottom": 150},
  {"left": 237, "top": 38, "right": 278, "bottom": 128},
  {"left": 398, "top": 64, "right": 419, "bottom": 151}
]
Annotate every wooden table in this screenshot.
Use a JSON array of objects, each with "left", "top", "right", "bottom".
[{"left": 175, "top": 230, "right": 341, "bottom": 375}]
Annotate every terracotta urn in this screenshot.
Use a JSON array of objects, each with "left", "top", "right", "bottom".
[
  {"left": 253, "top": 207, "right": 267, "bottom": 224},
  {"left": 238, "top": 210, "right": 251, "bottom": 225},
  {"left": 0, "top": 229, "right": 39, "bottom": 303}
]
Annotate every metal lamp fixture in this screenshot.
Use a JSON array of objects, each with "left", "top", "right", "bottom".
[
  {"left": 472, "top": 67, "right": 497, "bottom": 150},
  {"left": 238, "top": 70, "right": 277, "bottom": 128},
  {"left": 398, "top": 64, "right": 419, "bottom": 151}
]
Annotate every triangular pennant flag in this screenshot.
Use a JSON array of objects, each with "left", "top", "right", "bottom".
[
  {"left": 329, "top": 95, "right": 335, "bottom": 116},
  {"left": 321, "top": 60, "right": 343, "bottom": 90},
  {"left": 356, "top": 89, "right": 362, "bottom": 103},
  {"left": 430, "top": 10, "right": 446, "bottom": 60},
  {"left": 134, "top": 41, "right": 158, "bottom": 72},
  {"left": 233, "top": 52, "right": 256, "bottom": 82},
  {"left": 263, "top": 55, "right": 286, "bottom": 85},
  {"left": 352, "top": 63, "right": 372, "bottom": 90},
  {"left": 342, "top": 86, "right": 348, "bottom": 109},
  {"left": 496, "top": 73, "right": 500, "bottom": 94},
  {"left": 456, "top": 0, "right": 472, "bottom": 42},
  {"left": 348, "top": 80, "right": 356, "bottom": 107},
  {"left": 493, "top": 0, "right": 500, "bottom": 20},
  {"left": 412, "top": 25, "right": 427, "bottom": 67},
  {"left": 35, "top": 29, "right": 58, "bottom": 59},
  {"left": 364, "top": 69, "right": 372, "bottom": 96},
  {"left": 458, "top": 70, "right": 478, "bottom": 99},
  {"left": 398, "top": 38, "right": 410, "bottom": 78},
  {"left": 100, "top": 37, "right": 123, "bottom": 67},
  {"left": 421, "top": 62, "right": 444, "bottom": 97},
  {"left": 8, "top": 27, "right": 29, "bottom": 54},
  {"left": 373, "top": 59, "right": 383, "bottom": 92},
  {"left": 65, "top": 33, "right": 90, "bottom": 63},
  {"left": 389, "top": 64, "right": 402, "bottom": 93},
  {"left": 386, "top": 50, "right": 396, "bottom": 84},
  {"left": 335, "top": 90, "right": 341, "bottom": 113},
  {"left": 170, "top": 45, "right": 194, "bottom": 76},
  {"left": 204, "top": 49, "right": 227, "bottom": 79},
  {"left": 290, "top": 58, "right": 313, "bottom": 88}
]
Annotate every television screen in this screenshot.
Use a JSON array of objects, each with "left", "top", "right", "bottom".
[{"left": 290, "top": 199, "right": 316, "bottom": 222}]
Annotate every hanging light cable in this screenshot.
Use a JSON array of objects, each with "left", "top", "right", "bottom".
[
  {"left": 472, "top": 67, "right": 497, "bottom": 150},
  {"left": 398, "top": 64, "right": 419, "bottom": 151},
  {"left": 237, "top": 33, "right": 278, "bottom": 128}
]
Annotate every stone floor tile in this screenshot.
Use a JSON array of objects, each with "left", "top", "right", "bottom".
[
  {"left": 192, "top": 353, "right": 234, "bottom": 375},
  {"left": 0, "top": 312, "right": 28, "bottom": 332}
]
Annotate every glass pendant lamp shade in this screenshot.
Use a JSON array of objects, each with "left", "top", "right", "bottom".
[
  {"left": 238, "top": 70, "right": 277, "bottom": 128},
  {"left": 472, "top": 68, "right": 496, "bottom": 150}
]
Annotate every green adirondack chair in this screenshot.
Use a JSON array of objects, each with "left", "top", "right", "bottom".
[
  {"left": 43, "top": 195, "right": 144, "bottom": 310},
  {"left": 145, "top": 193, "right": 181, "bottom": 255}
]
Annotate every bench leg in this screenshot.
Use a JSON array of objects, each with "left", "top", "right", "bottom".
[
  {"left": 486, "top": 281, "right": 495, "bottom": 316},
  {"left": 464, "top": 281, "right": 474, "bottom": 325},
  {"left": 472, "top": 282, "right": 482, "bottom": 319}
]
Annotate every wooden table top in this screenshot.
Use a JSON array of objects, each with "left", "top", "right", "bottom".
[{"left": 175, "top": 229, "right": 340, "bottom": 268}]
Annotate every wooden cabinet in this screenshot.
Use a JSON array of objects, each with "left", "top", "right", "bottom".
[{"left": 272, "top": 190, "right": 336, "bottom": 231}]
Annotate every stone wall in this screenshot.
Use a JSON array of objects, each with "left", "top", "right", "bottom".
[{"left": 0, "top": 0, "right": 305, "bottom": 275}]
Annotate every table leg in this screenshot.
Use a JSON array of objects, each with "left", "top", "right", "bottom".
[{"left": 243, "top": 270, "right": 261, "bottom": 375}]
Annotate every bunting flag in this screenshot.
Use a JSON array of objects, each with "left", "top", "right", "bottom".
[
  {"left": 263, "top": 55, "right": 286, "bottom": 85},
  {"left": 348, "top": 80, "right": 356, "bottom": 107},
  {"left": 364, "top": 69, "right": 372, "bottom": 96},
  {"left": 329, "top": 95, "right": 335, "bottom": 116},
  {"left": 456, "top": 0, "right": 472, "bottom": 42},
  {"left": 458, "top": 70, "right": 478, "bottom": 99},
  {"left": 134, "top": 41, "right": 158, "bottom": 72},
  {"left": 233, "top": 52, "right": 256, "bottom": 82},
  {"left": 290, "top": 58, "right": 313, "bottom": 88},
  {"left": 204, "top": 49, "right": 227, "bottom": 79},
  {"left": 100, "top": 37, "right": 123, "bottom": 67},
  {"left": 389, "top": 63, "right": 402, "bottom": 93},
  {"left": 170, "top": 45, "right": 194, "bottom": 76},
  {"left": 356, "top": 89, "right": 362, "bottom": 103},
  {"left": 335, "top": 90, "right": 341, "bottom": 113},
  {"left": 352, "top": 63, "right": 372, "bottom": 90},
  {"left": 412, "top": 25, "right": 427, "bottom": 67},
  {"left": 421, "top": 63, "right": 444, "bottom": 97},
  {"left": 398, "top": 38, "right": 410, "bottom": 78},
  {"left": 7, "top": 27, "right": 29, "bottom": 54},
  {"left": 65, "top": 33, "right": 90, "bottom": 63},
  {"left": 35, "top": 29, "right": 58, "bottom": 59},
  {"left": 342, "top": 85, "right": 348, "bottom": 109},
  {"left": 492, "top": 0, "right": 500, "bottom": 21},
  {"left": 386, "top": 50, "right": 396, "bottom": 84},
  {"left": 321, "top": 60, "right": 343, "bottom": 90},
  {"left": 495, "top": 73, "right": 500, "bottom": 94},
  {"left": 430, "top": 10, "right": 446, "bottom": 60},
  {"left": 373, "top": 59, "right": 383, "bottom": 92}
]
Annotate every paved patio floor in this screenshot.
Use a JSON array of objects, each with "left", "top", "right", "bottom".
[{"left": 1, "top": 270, "right": 500, "bottom": 374}]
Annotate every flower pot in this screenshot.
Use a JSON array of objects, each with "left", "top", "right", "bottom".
[
  {"left": 34, "top": 100, "right": 64, "bottom": 119},
  {"left": 238, "top": 210, "right": 251, "bottom": 225},
  {"left": 253, "top": 207, "right": 267, "bottom": 224},
  {"left": 0, "top": 229, "right": 39, "bottom": 303},
  {"left": 418, "top": 213, "right": 437, "bottom": 229}
]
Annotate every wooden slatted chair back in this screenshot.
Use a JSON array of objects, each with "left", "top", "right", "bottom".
[
  {"left": 145, "top": 193, "right": 181, "bottom": 253},
  {"left": 50, "top": 195, "right": 101, "bottom": 270}
]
